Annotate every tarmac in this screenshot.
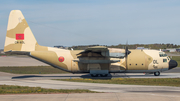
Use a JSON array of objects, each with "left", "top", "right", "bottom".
[
  {"left": 0, "top": 71, "right": 180, "bottom": 101},
  {"left": 1, "top": 92, "right": 180, "bottom": 101},
  {"left": 0, "top": 56, "right": 48, "bottom": 67}
]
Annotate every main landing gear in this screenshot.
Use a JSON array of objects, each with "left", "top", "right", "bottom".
[
  {"left": 90, "top": 74, "right": 108, "bottom": 77},
  {"left": 154, "top": 71, "right": 160, "bottom": 76}
]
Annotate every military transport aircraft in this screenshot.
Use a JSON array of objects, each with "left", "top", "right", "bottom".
[{"left": 4, "top": 10, "right": 178, "bottom": 77}]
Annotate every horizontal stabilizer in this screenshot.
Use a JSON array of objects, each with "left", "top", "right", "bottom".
[{"left": 4, "top": 50, "right": 30, "bottom": 55}]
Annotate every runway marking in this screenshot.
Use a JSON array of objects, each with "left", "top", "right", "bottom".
[
  {"left": 64, "top": 94, "right": 69, "bottom": 101},
  {"left": 115, "top": 93, "right": 120, "bottom": 101},
  {"left": 149, "top": 93, "right": 180, "bottom": 98}
]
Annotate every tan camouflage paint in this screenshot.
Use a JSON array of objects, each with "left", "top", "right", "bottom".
[{"left": 4, "top": 10, "right": 170, "bottom": 73}]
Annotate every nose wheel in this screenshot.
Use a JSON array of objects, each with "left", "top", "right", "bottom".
[{"left": 154, "top": 71, "right": 160, "bottom": 76}]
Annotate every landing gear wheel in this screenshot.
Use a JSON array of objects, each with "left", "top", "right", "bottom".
[
  {"left": 100, "top": 74, "right": 108, "bottom": 77},
  {"left": 91, "top": 74, "right": 99, "bottom": 77},
  {"left": 154, "top": 71, "right": 160, "bottom": 76}
]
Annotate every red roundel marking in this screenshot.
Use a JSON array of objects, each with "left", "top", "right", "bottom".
[{"left": 58, "top": 56, "right": 64, "bottom": 62}]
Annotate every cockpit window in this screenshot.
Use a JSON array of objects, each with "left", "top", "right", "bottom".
[
  {"left": 163, "top": 59, "right": 167, "bottom": 62},
  {"left": 159, "top": 52, "right": 167, "bottom": 57}
]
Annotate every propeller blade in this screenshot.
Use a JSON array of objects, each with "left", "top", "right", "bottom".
[
  {"left": 125, "top": 41, "right": 131, "bottom": 57},
  {"left": 124, "top": 41, "right": 131, "bottom": 70}
]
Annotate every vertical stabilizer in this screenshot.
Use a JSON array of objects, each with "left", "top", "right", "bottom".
[{"left": 4, "top": 10, "right": 37, "bottom": 52}]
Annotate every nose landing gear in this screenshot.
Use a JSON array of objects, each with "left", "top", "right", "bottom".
[{"left": 154, "top": 71, "right": 160, "bottom": 76}]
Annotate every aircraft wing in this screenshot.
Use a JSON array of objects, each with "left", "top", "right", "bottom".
[
  {"left": 75, "top": 46, "right": 127, "bottom": 64},
  {"left": 73, "top": 59, "right": 120, "bottom": 63},
  {"left": 77, "top": 46, "right": 126, "bottom": 58},
  {"left": 77, "top": 46, "right": 109, "bottom": 57}
]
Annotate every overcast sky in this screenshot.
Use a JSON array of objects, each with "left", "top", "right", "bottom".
[{"left": 0, "top": 0, "right": 180, "bottom": 49}]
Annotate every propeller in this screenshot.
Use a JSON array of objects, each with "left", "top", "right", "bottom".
[
  {"left": 125, "top": 41, "right": 131, "bottom": 57},
  {"left": 125, "top": 41, "right": 131, "bottom": 70}
]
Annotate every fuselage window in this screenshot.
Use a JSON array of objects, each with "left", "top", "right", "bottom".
[
  {"left": 163, "top": 59, "right": 167, "bottom": 62},
  {"left": 159, "top": 52, "right": 167, "bottom": 57}
]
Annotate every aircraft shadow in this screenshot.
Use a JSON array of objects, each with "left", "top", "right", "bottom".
[
  {"left": 11, "top": 75, "right": 89, "bottom": 79},
  {"left": 11, "top": 73, "right": 170, "bottom": 80},
  {"left": 12, "top": 74, "right": 114, "bottom": 79}
]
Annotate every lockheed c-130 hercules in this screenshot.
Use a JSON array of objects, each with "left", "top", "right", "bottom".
[{"left": 4, "top": 10, "right": 178, "bottom": 77}]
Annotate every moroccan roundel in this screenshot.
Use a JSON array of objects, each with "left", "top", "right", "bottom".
[{"left": 58, "top": 56, "right": 64, "bottom": 62}]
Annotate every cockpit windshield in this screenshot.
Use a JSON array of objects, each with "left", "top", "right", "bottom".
[{"left": 159, "top": 52, "right": 167, "bottom": 57}]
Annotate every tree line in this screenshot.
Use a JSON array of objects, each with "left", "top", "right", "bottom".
[{"left": 69, "top": 43, "right": 180, "bottom": 50}]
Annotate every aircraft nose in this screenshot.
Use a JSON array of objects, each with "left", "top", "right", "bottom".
[{"left": 169, "top": 60, "right": 178, "bottom": 70}]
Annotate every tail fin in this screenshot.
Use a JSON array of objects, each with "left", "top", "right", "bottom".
[{"left": 4, "top": 10, "right": 37, "bottom": 52}]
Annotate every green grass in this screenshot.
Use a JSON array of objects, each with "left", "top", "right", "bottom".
[
  {"left": 0, "top": 66, "right": 69, "bottom": 74},
  {"left": 57, "top": 78, "right": 180, "bottom": 87},
  {"left": 0, "top": 85, "right": 98, "bottom": 94},
  {"left": 172, "top": 56, "right": 180, "bottom": 67}
]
